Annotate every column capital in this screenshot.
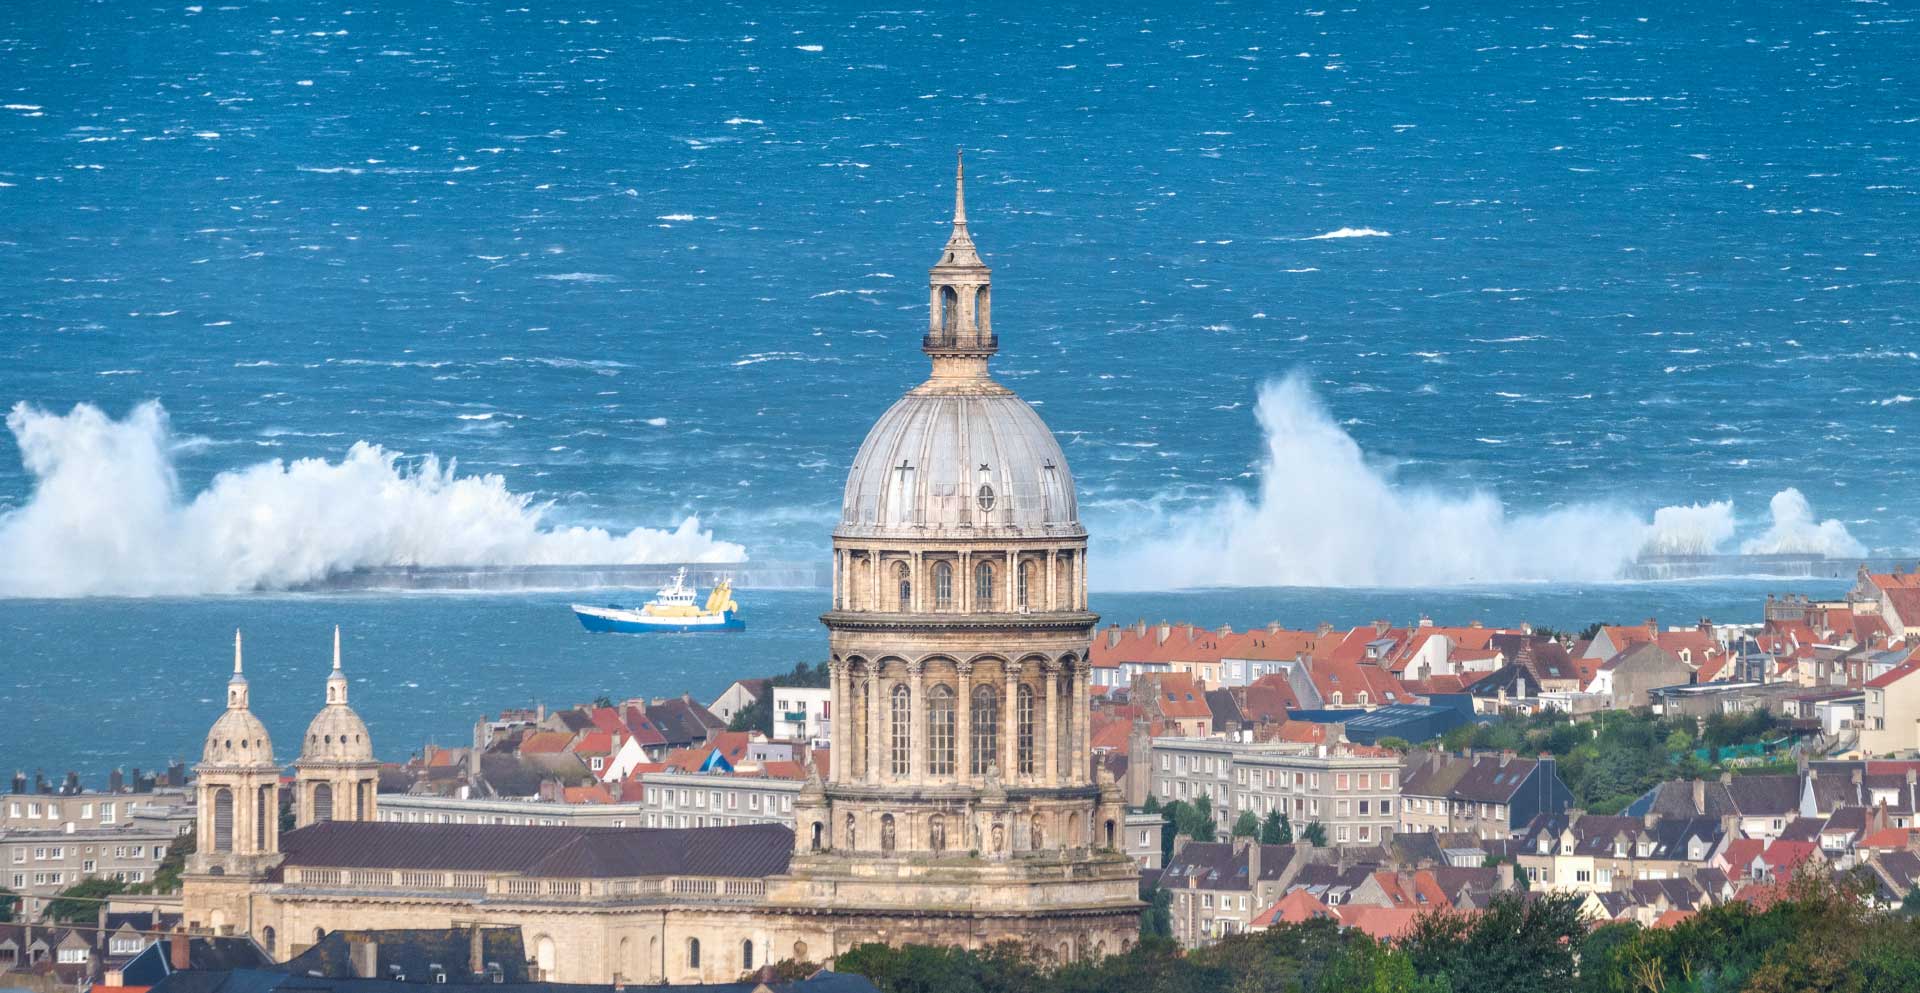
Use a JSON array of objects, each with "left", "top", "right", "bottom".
[
  {"left": 905, "top": 657, "right": 925, "bottom": 677},
  {"left": 955, "top": 657, "right": 975, "bottom": 677}
]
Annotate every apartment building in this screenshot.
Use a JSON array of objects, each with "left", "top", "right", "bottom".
[
  {"left": 4, "top": 826, "right": 179, "bottom": 920},
  {"left": 1149, "top": 737, "right": 1403, "bottom": 846},
  {"left": 630, "top": 771, "right": 802, "bottom": 829},
  {"left": 770, "top": 687, "right": 831, "bottom": 744}
]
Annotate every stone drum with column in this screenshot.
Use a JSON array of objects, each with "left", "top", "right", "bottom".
[{"left": 767, "top": 154, "right": 1139, "bottom": 961}]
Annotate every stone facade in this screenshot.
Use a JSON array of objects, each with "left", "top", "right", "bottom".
[
  {"left": 767, "top": 153, "right": 1138, "bottom": 955},
  {"left": 181, "top": 161, "right": 1139, "bottom": 981}
]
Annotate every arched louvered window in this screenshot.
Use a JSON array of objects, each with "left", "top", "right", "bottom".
[
  {"left": 256, "top": 785, "right": 271, "bottom": 849},
  {"left": 312, "top": 782, "right": 333, "bottom": 823},
  {"left": 1017, "top": 561, "right": 1034, "bottom": 610},
  {"left": 896, "top": 563, "right": 912, "bottom": 611},
  {"left": 975, "top": 562, "right": 994, "bottom": 608},
  {"left": 970, "top": 685, "right": 999, "bottom": 776},
  {"left": 212, "top": 788, "right": 234, "bottom": 852},
  {"left": 927, "top": 685, "right": 956, "bottom": 776}
]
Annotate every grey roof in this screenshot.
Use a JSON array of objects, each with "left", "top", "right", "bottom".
[
  {"left": 282, "top": 929, "right": 529, "bottom": 983},
  {"left": 1161, "top": 842, "right": 1305, "bottom": 891},
  {"left": 837, "top": 388, "right": 1082, "bottom": 539},
  {"left": 1401, "top": 752, "right": 1539, "bottom": 804},
  {"left": 1204, "top": 689, "right": 1245, "bottom": 729},
  {"left": 274, "top": 822, "right": 793, "bottom": 879},
  {"left": 1723, "top": 775, "right": 1801, "bottom": 817}
]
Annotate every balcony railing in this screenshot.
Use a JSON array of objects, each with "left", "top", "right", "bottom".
[{"left": 922, "top": 333, "right": 998, "bottom": 351}]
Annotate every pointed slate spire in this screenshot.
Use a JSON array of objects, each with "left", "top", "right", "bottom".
[
  {"left": 328, "top": 625, "right": 349, "bottom": 705},
  {"left": 228, "top": 629, "right": 250, "bottom": 710}
]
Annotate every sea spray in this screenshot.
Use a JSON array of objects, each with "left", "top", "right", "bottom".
[
  {"left": 1096, "top": 375, "right": 1863, "bottom": 590},
  {"left": 0, "top": 401, "right": 745, "bottom": 597}
]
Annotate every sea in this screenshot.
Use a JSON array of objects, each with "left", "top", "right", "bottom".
[{"left": 1, "top": 0, "right": 1915, "bottom": 775}]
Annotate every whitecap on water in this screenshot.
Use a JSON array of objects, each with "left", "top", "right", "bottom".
[{"left": 1303, "top": 227, "right": 1390, "bottom": 240}]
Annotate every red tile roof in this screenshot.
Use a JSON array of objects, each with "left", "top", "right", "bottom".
[
  {"left": 1336, "top": 905, "right": 1425, "bottom": 941},
  {"left": 1867, "top": 658, "right": 1920, "bottom": 689},
  {"left": 1252, "top": 890, "right": 1337, "bottom": 928}
]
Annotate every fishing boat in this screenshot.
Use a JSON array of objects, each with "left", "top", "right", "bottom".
[{"left": 571, "top": 568, "right": 744, "bottom": 633}]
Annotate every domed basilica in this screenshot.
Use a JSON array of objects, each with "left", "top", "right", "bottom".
[{"left": 180, "top": 159, "right": 1138, "bottom": 981}]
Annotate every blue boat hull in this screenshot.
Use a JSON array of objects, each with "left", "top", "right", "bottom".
[{"left": 572, "top": 607, "right": 745, "bottom": 634}]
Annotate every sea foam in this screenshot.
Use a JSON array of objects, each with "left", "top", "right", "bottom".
[
  {"left": 1097, "top": 374, "right": 1863, "bottom": 590},
  {"left": 0, "top": 401, "right": 745, "bottom": 597}
]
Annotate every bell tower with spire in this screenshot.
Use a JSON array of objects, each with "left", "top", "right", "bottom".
[
  {"left": 184, "top": 630, "right": 283, "bottom": 937},
  {"left": 294, "top": 626, "right": 380, "bottom": 827},
  {"left": 924, "top": 151, "right": 997, "bottom": 383}
]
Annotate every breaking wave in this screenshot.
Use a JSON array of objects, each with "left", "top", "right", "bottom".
[
  {"left": 1099, "top": 375, "right": 1863, "bottom": 590},
  {"left": 0, "top": 401, "right": 745, "bottom": 597}
]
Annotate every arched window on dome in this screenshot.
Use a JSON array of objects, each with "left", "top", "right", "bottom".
[
  {"left": 312, "top": 782, "right": 333, "bottom": 823},
  {"left": 1017, "top": 684, "right": 1035, "bottom": 776},
  {"left": 975, "top": 562, "right": 994, "bottom": 609},
  {"left": 896, "top": 563, "right": 912, "bottom": 612},
  {"left": 970, "top": 685, "right": 999, "bottom": 777},
  {"left": 1017, "top": 560, "right": 1034, "bottom": 611},
  {"left": 927, "top": 685, "right": 956, "bottom": 776},
  {"left": 890, "top": 684, "right": 912, "bottom": 777},
  {"left": 212, "top": 788, "right": 234, "bottom": 853},
  {"left": 933, "top": 561, "right": 953, "bottom": 609}
]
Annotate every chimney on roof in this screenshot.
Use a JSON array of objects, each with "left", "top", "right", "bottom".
[
  {"left": 1469, "top": 619, "right": 1483, "bottom": 630},
  {"left": 10, "top": 771, "right": 23, "bottom": 794},
  {"left": 469, "top": 924, "right": 484, "bottom": 976},
  {"left": 1418, "top": 615, "right": 1433, "bottom": 628},
  {"left": 1692, "top": 778, "right": 1706, "bottom": 814},
  {"left": 349, "top": 939, "right": 379, "bottom": 980},
  {"left": 1317, "top": 622, "right": 1334, "bottom": 638},
  {"left": 1646, "top": 616, "right": 1658, "bottom": 633},
  {"left": 1853, "top": 768, "right": 1864, "bottom": 805},
  {"left": 1134, "top": 619, "right": 1148, "bottom": 636},
  {"left": 168, "top": 929, "right": 191, "bottom": 973},
  {"left": 1155, "top": 622, "right": 1171, "bottom": 645},
  {"left": 1268, "top": 622, "right": 1282, "bottom": 633},
  {"left": 1496, "top": 860, "right": 1514, "bottom": 890},
  {"left": 1373, "top": 619, "right": 1390, "bottom": 636}
]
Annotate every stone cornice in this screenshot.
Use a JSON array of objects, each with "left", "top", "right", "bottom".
[{"left": 820, "top": 610, "right": 1098, "bottom": 634}]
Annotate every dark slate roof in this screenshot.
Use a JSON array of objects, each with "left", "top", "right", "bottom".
[
  {"left": 1400, "top": 751, "right": 1541, "bottom": 803},
  {"left": 1631, "top": 779, "right": 1738, "bottom": 819},
  {"left": 1161, "top": 842, "right": 1304, "bottom": 891},
  {"left": 1467, "top": 663, "right": 1538, "bottom": 699},
  {"left": 552, "top": 711, "right": 595, "bottom": 734},
  {"left": 121, "top": 936, "right": 273, "bottom": 986},
  {"left": 1724, "top": 775, "right": 1801, "bottom": 816},
  {"left": 1777, "top": 817, "right": 1824, "bottom": 843},
  {"left": 281, "top": 929, "right": 529, "bottom": 983},
  {"left": 1203, "top": 689, "right": 1245, "bottom": 729},
  {"left": 275, "top": 822, "right": 793, "bottom": 879}
]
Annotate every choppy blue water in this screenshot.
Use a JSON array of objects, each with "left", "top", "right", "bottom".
[{"left": 0, "top": 3, "right": 1914, "bottom": 768}]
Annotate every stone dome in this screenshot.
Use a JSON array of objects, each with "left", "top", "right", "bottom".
[
  {"left": 300, "top": 627, "right": 375, "bottom": 763},
  {"left": 301, "top": 704, "right": 374, "bottom": 763},
  {"left": 838, "top": 383, "right": 1082, "bottom": 539},
  {"left": 203, "top": 707, "right": 275, "bottom": 766}
]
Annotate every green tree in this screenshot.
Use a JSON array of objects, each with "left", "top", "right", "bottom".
[
  {"left": 1231, "top": 810, "right": 1260, "bottom": 838},
  {"left": 0, "top": 886, "right": 16, "bottom": 923},
  {"left": 1300, "top": 821, "right": 1327, "bottom": 846},
  {"left": 592, "top": 694, "right": 615, "bottom": 709},
  {"left": 1903, "top": 885, "right": 1920, "bottom": 916},
  {"left": 1576, "top": 621, "right": 1607, "bottom": 642},
  {"left": 1260, "top": 810, "right": 1292, "bottom": 845},
  {"left": 1401, "top": 891, "right": 1585, "bottom": 993},
  {"left": 1375, "top": 736, "right": 1412, "bottom": 753},
  {"left": 129, "top": 830, "right": 194, "bottom": 895},
  {"left": 44, "top": 877, "right": 127, "bottom": 924},
  {"left": 1139, "top": 884, "right": 1172, "bottom": 939}
]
